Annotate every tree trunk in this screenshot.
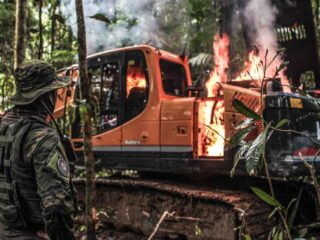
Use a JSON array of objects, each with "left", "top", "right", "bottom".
[
  {"left": 68, "top": 27, "right": 73, "bottom": 51},
  {"left": 75, "top": 1, "right": 96, "bottom": 240},
  {"left": 38, "top": 0, "right": 43, "bottom": 59},
  {"left": 1, "top": 44, "right": 7, "bottom": 110},
  {"left": 14, "top": 0, "right": 27, "bottom": 69},
  {"left": 50, "top": 0, "right": 57, "bottom": 57}
]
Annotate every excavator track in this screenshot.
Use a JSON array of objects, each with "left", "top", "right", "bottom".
[{"left": 74, "top": 177, "right": 275, "bottom": 239}]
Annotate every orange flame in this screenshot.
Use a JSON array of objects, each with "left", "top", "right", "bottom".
[
  {"left": 235, "top": 51, "right": 264, "bottom": 81},
  {"left": 206, "top": 34, "right": 230, "bottom": 97},
  {"left": 126, "top": 66, "right": 147, "bottom": 97},
  {"left": 200, "top": 34, "right": 229, "bottom": 157},
  {"left": 234, "top": 47, "right": 291, "bottom": 92},
  {"left": 127, "top": 74, "right": 147, "bottom": 97},
  {"left": 201, "top": 33, "right": 291, "bottom": 157}
]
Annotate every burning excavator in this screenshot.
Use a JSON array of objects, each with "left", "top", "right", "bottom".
[{"left": 55, "top": 0, "right": 320, "bottom": 238}]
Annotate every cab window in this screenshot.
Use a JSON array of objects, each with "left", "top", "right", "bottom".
[
  {"left": 125, "top": 51, "right": 149, "bottom": 121},
  {"left": 160, "top": 59, "right": 187, "bottom": 96},
  {"left": 99, "top": 62, "right": 120, "bottom": 131},
  {"left": 88, "top": 58, "right": 120, "bottom": 134}
]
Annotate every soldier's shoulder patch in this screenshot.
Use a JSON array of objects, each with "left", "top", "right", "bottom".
[
  {"left": 46, "top": 150, "right": 70, "bottom": 183},
  {"left": 57, "top": 156, "right": 70, "bottom": 178}
]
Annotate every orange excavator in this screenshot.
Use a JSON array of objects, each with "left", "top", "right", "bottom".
[
  {"left": 54, "top": 0, "right": 320, "bottom": 238},
  {"left": 55, "top": 46, "right": 320, "bottom": 177}
]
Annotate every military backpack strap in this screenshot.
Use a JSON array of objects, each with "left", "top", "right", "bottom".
[{"left": 0, "top": 116, "right": 31, "bottom": 228}]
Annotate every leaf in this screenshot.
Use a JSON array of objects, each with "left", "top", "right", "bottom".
[
  {"left": 268, "top": 207, "right": 277, "bottom": 220},
  {"left": 286, "top": 198, "right": 296, "bottom": 212},
  {"left": 235, "top": 118, "right": 255, "bottom": 130},
  {"left": 296, "top": 88, "right": 308, "bottom": 97},
  {"left": 52, "top": 14, "right": 65, "bottom": 24},
  {"left": 277, "top": 47, "right": 286, "bottom": 54},
  {"left": 79, "top": 225, "right": 86, "bottom": 232},
  {"left": 294, "top": 238, "right": 307, "bottom": 240},
  {"left": 127, "top": 17, "right": 138, "bottom": 27},
  {"left": 278, "top": 231, "right": 284, "bottom": 240},
  {"left": 243, "top": 235, "right": 252, "bottom": 240},
  {"left": 251, "top": 187, "right": 285, "bottom": 209},
  {"left": 29, "top": 28, "right": 39, "bottom": 34},
  {"left": 189, "top": 53, "right": 213, "bottom": 67},
  {"left": 244, "top": 123, "right": 271, "bottom": 176},
  {"left": 274, "top": 119, "right": 289, "bottom": 129},
  {"left": 230, "top": 144, "right": 250, "bottom": 177},
  {"left": 297, "top": 227, "right": 308, "bottom": 238},
  {"left": 228, "top": 126, "right": 256, "bottom": 149},
  {"left": 89, "top": 13, "right": 112, "bottom": 24},
  {"left": 277, "top": 61, "right": 289, "bottom": 72},
  {"left": 195, "top": 223, "right": 202, "bottom": 236},
  {"left": 232, "top": 99, "right": 261, "bottom": 120},
  {"left": 79, "top": 102, "right": 87, "bottom": 122},
  {"left": 244, "top": 132, "right": 265, "bottom": 176}
]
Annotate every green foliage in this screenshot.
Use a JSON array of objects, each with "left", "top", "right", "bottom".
[
  {"left": 243, "top": 235, "right": 252, "bottom": 240},
  {"left": 245, "top": 123, "right": 270, "bottom": 176},
  {"left": 0, "top": 0, "right": 76, "bottom": 110},
  {"left": 276, "top": 61, "right": 290, "bottom": 73},
  {"left": 229, "top": 49, "right": 320, "bottom": 239},
  {"left": 251, "top": 187, "right": 284, "bottom": 209},
  {"left": 51, "top": 50, "right": 77, "bottom": 69},
  {"left": 89, "top": 13, "right": 112, "bottom": 24},
  {"left": 189, "top": 53, "right": 213, "bottom": 68},
  {"left": 232, "top": 99, "right": 261, "bottom": 121},
  {"left": 274, "top": 119, "right": 289, "bottom": 129},
  {"left": 194, "top": 223, "right": 202, "bottom": 236},
  {"left": 51, "top": 14, "right": 65, "bottom": 24},
  {"left": 230, "top": 142, "right": 251, "bottom": 177},
  {"left": 0, "top": 73, "right": 15, "bottom": 111},
  {"left": 0, "top": 0, "right": 15, "bottom": 108},
  {"left": 228, "top": 126, "right": 256, "bottom": 149},
  {"left": 187, "top": 0, "right": 221, "bottom": 55}
]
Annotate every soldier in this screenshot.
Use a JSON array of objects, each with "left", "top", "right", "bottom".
[{"left": 0, "top": 60, "right": 77, "bottom": 239}]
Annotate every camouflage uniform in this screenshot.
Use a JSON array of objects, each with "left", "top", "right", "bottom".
[{"left": 0, "top": 60, "right": 76, "bottom": 240}]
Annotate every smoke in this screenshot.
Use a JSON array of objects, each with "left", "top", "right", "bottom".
[
  {"left": 60, "top": 0, "right": 188, "bottom": 54},
  {"left": 243, "top": 0, "right": 278, "bottom": 55},
  {"left": 241, "top": 0, "right": 284, "bottom": 78}
]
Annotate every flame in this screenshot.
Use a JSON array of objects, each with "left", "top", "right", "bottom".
[
  {"left": 199, "top": 99, "right": 225, "bottom": 157},
  {"left": 234, "top": 48, "right": 291, "bottom": 92},
  {"left": 234, "top": 51, "right": 264, "bottom": 81},
  {"left": 126, "top": 66, "right": 147, "bottom": 97},
  {"left": 206, "top": 34, "right": 229, "bottom": 97},
  {"left": 201, "top": 33, "right": 291, "bottom": 157},
  {"left": 200, "top": 34, "right": 229, "bottom": 157}
]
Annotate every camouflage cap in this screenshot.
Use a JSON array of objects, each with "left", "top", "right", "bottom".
[{"left": 10, "top": 60, "right": 71, "bottom": 105}]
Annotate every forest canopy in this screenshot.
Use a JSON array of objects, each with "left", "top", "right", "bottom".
[{"left": 1, "top": 0, "right": 320, "bottom": 110}]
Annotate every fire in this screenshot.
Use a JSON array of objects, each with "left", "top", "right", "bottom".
[
  {"left": 201, "top": 33, "right": 290, "bottom": 157},
  {"left": 234, "top": 46, "right": 291, "bottom": 90},
  {"left": 206, "top": 34, "right": 229, "bottom": 97},
  {"left": 199, "top": 99, "right": 225, "bottom": 157},
  {"left": 126, "top": 66, "right": 147, "bottom": 97},
  {"left": 234, "top": 50, "right": 264, "bottom": 81},
  {"left": 200, "top": 34, "right": 229, "bottom": 157}
]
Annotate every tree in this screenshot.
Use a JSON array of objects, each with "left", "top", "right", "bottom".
[
  {"left": 75, "top": 0, "right": 96, "bottom": 240},
  {"left": 37, "top": 0, "right": 44, "bottom": 59},
  {"left": 14, "top": 0, "right": 27, "bottom": 68}
]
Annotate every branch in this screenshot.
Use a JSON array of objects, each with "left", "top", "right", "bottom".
[
  {"left": 299, "top": 153, "right": 320, "bottom": 205},
  {"left": 204, "top": 124, "right": 228, "bottom": 142},
  {"left": 148, "top": 211, "right": 175, "bottom": 240},
  {"left": 270, "top": 126, "right": 320, "bottom": 147}
]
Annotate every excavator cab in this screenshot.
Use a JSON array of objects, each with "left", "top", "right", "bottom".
[{"left": 57, "top": 46, "right": 196, "bottom": 169}]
